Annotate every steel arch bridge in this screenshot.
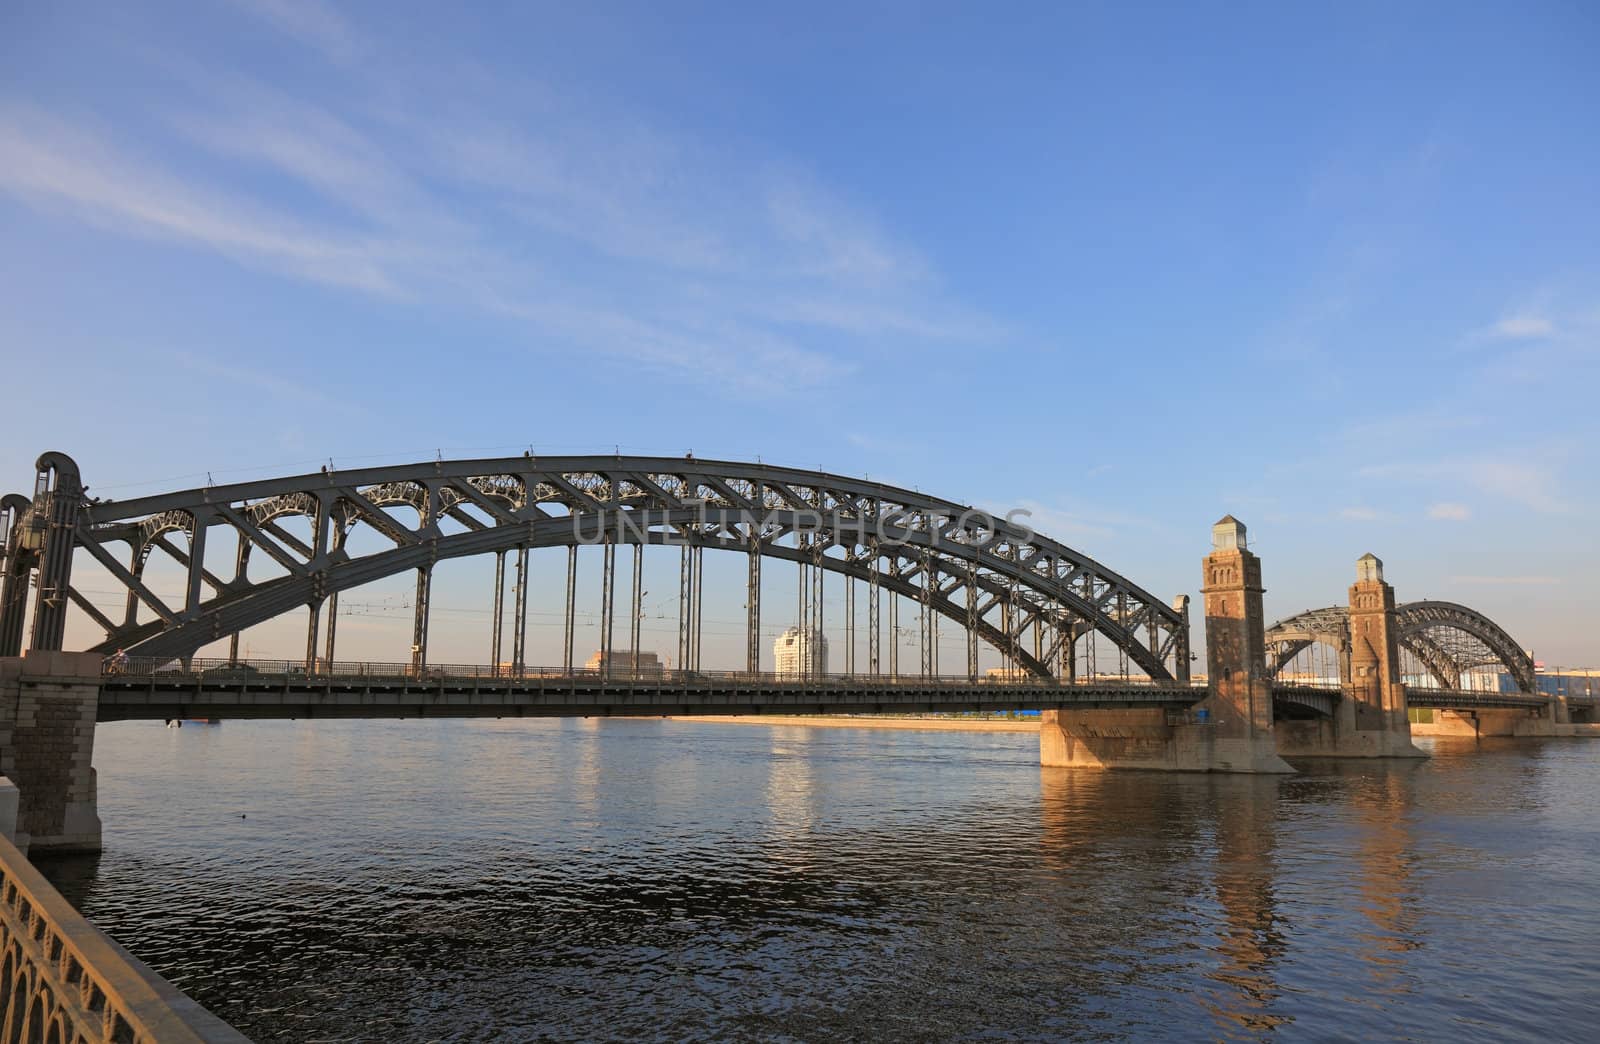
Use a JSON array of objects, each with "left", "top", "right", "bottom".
[
  {"left": 1, "top": 452, "right": 1192, "bottom": 682},
  {"left": 1264, "top": 601, "right": 1536, "bottom": 693}
]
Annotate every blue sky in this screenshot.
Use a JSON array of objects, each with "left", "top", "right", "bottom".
[{"left": 2, "top": 1, "right": 1596, "bottom": 667}]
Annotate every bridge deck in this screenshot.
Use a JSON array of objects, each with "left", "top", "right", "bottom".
[
  {"left": 1268, "top": 682, "right": 1562, "bottom": 712},
  {"left": 95, "top": 660, "right": 1568, "bottom": 722},
  {"left": 1403, "top": 689, "right": 1555, "bottom": 710},
  {"left": 98, "top": 660, "right": 1204, "bottom": 721}
]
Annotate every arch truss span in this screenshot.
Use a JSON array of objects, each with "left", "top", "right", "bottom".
[
  {"left": 1264, "top": 601, "right": 1536, "bottom": 693},
  {"left": 9, "top": 452, "right": 1192, "bottom": 681},
  {"left": 1264, "top": 606, "right": 1350, "bottom": 681}
]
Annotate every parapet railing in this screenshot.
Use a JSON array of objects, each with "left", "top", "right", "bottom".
[
  {"left": 0, "top": 831, "right": 248, "bottom": 1043},
  {"left": 101, "top": 656, "right": 1200, "bottom": 691}
]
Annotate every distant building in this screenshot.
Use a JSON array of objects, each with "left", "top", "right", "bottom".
[
  {"left": 774, "top": 627, "right": 828, "bottom": 677},
  {"left": 1500, "top": 666, "right": 1600, "bottom": 698},
  {"left": 583, "top": 650, "right": 665, "bottom": 676},
  {"left": 1398, "top": 666, "right": 1600, "bottom": 697}
]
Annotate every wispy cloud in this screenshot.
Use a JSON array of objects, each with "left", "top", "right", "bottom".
[
  {"left": 166, "top": 350, "right": 356, "bottom": 412},
  {"left": 1008, "top": 499, "right": 1166, "bottom": 543},
  {"left": 225, "top": 0, "right": 361, "bottom": 62},
  {"left": 1358, "top": 447, "right": 1573, "bottom": 515},
  {"left": 1450, "top": 453, "right": 1566, "bottom": 514},
  {"left": 0, "top": 14, "right": 993, "bottom": 396},
  {"left": 0, "top": 105, "right": 397, "bottom": 294},
  {"left": 765, "top": 178, "right": 927, "bottom": 287},
  {"left": 1427, "top": 502, "right": 1471, "bottom": 521},
  {"left": 1340, "top": 506, "right": 1381, "bottom": 521}
]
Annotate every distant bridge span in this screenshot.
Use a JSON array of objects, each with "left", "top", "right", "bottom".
[{"left": 1266, "top": 601, "right": 1537, "bottom": 693}]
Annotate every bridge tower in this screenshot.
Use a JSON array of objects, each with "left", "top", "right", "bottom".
[
  {"left": 1349, "top": 554, "right": 1401, "bottom": 726},
  {"left": 1039, "top": 516, "right": 1292, "bottom": 773},
  {"left": 1344, "top": 554, "right": 1425, "bottom": 755},
  {"left": 1275, "top": 554, "right": 1425, "bottom": 758},
  {"left": 1195, "top": 517, "right": 1295, "bottom": 772}
]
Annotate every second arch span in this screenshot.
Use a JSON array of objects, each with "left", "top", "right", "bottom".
[{"left": 1265, "top": 600, "right": 1537, "bottom": 693}]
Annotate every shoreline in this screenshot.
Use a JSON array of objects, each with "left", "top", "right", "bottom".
[{"left": 664, "top": 714, "right": 1041, "bottom": 733}]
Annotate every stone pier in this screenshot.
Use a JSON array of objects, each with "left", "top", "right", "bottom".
[
  {"left": 1040, "top": 517, "right": 1293, "bottom": 773},
  {"left": 1415, "top": 706, "right": 1564, "bottom": 738},
  {"left": 0, "top": 650, "right": 102, "bottom": 853},
  {"left": 1276, "top": 555, "right": 1425, "bottom": 759}
]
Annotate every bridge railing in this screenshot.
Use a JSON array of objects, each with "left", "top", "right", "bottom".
[
  {"left": 1404, "top": 689, "right": 1550, "bottom": 709},
  {"left": 102, "top": 656, "right": 1200, "bottom": 691},
  {"left": 0, "top": 829, "right": 247, "bottom": 1043}
]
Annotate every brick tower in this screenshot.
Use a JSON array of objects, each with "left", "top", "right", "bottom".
[
  {"left": 1198, "top": 517, "right": 1293, "bottom": 772},
  {"left": 1346, "top": 553, "right": 1421, "bottom": 752}
]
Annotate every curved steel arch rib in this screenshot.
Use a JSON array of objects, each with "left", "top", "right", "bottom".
[
  {"left": 1264, "top": 600, "right": 1534, "bottom": 692},
  {"left": 1395, "top": 601, "right": 1535, "bottom": 692},
  {"left": 56, "top": 455, "right": 1190, "bottom": 679}
]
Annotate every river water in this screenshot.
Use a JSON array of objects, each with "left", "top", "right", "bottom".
[{"left": 36, "top": 720, "right": 1600, "bottom": 1042}]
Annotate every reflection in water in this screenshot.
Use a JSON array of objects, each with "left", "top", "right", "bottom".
[
  {"left": 1206, "top": 777, "right": 1287, "bottom": 1036},
  {"left": 1038, "top": 770, "right": 1290, "bottom": 1036},
  {"left": 34, "top": 721, "right": 1600, "bottom": 1042},
  {"left": 1346, "top": 762, "right": 1425, "bottom": 994},
  {"left": 764, "top": 727, "right": 820, "bottom": 841}
]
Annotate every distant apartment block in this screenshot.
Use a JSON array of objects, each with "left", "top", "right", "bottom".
[{"left": 774, "top": 626, "right": 828, "bottom": 677}]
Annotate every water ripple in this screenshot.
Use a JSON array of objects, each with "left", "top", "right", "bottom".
[{"left": 34, "top": 722, "right": 1600, "bottom": 1041}]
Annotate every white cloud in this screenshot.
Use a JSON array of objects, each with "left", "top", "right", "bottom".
[
  {"left": 1485, "top": 315, "right": 1555, "bottom": 340},
  {"left": 1339, "top": 506, "right": 1381, "bottom": 521},
  {"left": 1427, "top": 502, "right": 1471, "bottom": 520}
]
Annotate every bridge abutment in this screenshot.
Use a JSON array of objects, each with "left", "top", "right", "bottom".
[
  {"left": 0, "top": 651, "right": 102, "bottom": 853},
  {"left": 1041, "top": 517, "right": 1293, "bottom": 773},
  {"left": 1276, "top": 555, "right": 1424, "bottom": 759}
]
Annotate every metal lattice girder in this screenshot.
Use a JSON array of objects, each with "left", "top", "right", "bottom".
[
  {"left": 44, "top": 453, "right": 1189, "bottom": 677},
  {"left": 1265, "top": 601, "right": 1536, "bottom": 693},
  {"left": 27, "top": 453, "right": 84, "bottom": 652},
  {"left": 1396, "top": 600, "right": 1537, "bottom": 692},
  {"left": 0, "top": 492, "right": 37, "bottom": 656},
  {"left": 1264, "top": 605, "right": 1350, "bottom": 676}
]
